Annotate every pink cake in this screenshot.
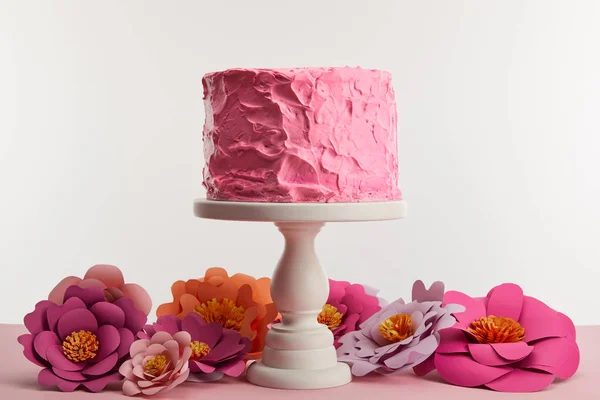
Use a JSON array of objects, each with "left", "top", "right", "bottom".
[{"left": 202, "top": 67, "right": 401, "bottom": 202}]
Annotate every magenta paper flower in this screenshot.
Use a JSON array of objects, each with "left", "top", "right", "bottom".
[
  {"left": 337, "top": 281, "right": 464, "bottom": 376},
  {"left": 119, "top": 331, "right": 191, "bottom": 396},
  {"left": 430, "top": 283, "right": 580, "bottom": 392},
  {"left": 49, "top": 264, "right": 152, "bottom": 316},
  {"left": 318, "top": 279, "right": 384, "bottom": 348},
  {"left": 141, "top": 313, "right": 251, "bottom": 382},
  {"left": 18, "top": 286, "right": 146, "bottom": 392}
]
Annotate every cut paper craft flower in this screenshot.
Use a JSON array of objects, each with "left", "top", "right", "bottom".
[
  {"left": 319, "top": 279, "right": 384, "bottom": 348},
  {"left": 428, "top": 283, "right": 580, "bottom": 392},
  {"left": 337, "top": 280, "right": 464, "bottom": 376},
  {"left": 18, "top": 286, "right": 147, "bottom": 392},
  {"left": 119, "top": 331, "right": 191, "bottom": 396},
  {"left": 141, "top": 313, "right": 251, "bottom": 382},
  {"left": 49, "top": 264, "right": 152, "bottom": 316},
  {"left": 156, "top": 267, "right": 277, "bottom": 358}
]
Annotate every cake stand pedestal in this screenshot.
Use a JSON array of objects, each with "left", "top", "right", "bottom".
[{"left": 194, "top": 200, "right": 407, "bottom": 390}]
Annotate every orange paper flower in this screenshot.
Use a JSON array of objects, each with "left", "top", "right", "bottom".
[{"left": 156, "top": 268, "right": 277, "bottom": 358}]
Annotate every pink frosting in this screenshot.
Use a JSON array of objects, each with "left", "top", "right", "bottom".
[{"left": 202, "top": 67, "right": 401, "bottom": 202}]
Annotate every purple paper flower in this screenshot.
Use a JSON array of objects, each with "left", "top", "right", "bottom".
[
  {"left": 336, "top": 280, "right": 464, "bottom": 376},
  {"left": 17, "top": 286, "right": 146, "bottom": 392},
  {"left": 319, "top": 279, "right": 384, "bottom": 348},
  {"left": 140, "top": 313, "right": 251, "bottom": 382}
]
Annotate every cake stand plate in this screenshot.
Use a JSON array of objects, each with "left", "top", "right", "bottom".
[{"left": 194, "top": 199, "right": 406, "bottom": 389}]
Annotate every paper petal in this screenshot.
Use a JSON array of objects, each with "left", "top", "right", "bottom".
[
  {"left": 24, "top": 301, "right": 54, "bottom": 334},
  {"left": 83, "top": 352, "right": 119, "bottom": 376},
  {"left": 81, "top": 371, "right": 122, "bottom": 392},
  {"left": 33, "top": 331, "right": 60, "bottom": 361},
  {"left": 485, "top": 284, "right": 523, "bottom": 322},
  {"left": 517, "top": 337, "right": 579, "bottom": 379},
  {"left": 90, "top": 302, "right": 125, "bottom": 328},
  {"left": 491, "top": 342, "right": 533, "bottom": 361},
  {"left": 443, "top": 291, "right": 486, "bottom": 324},
  {"left": 64, "top": 286, "right": 105, "bottom": 308},
  {"left": 57, "top": 308, "right": 98, "bottom": 340},
  {"left": 52, "top": 367, "right": 87, "bottom": 381},
  {"left": 38, "top": 368, "right": 80, "bottom": 392},
  {"left": 46, "top": 345, "right": 84, "bottom": 371},
  {"left": 48, "top": 277, "right": 83, "bottom": 305},
  {"left": 412, "top": 280, "right": 445, "bottom": 303},
  {"left": 18, "top": 334, "right": 46, "bottom": 367},
  {"left": 468, "top": 343, "right": 529, "bottom": 367},
  {"left": 436, "top": 329, "right": 469, "bottom": 354},
  {"left": 118, "top": 328, "right": 135, "bottom": 358},
  {"left": 435, "top": 353, "right": 511, "bottom": 387},
  {"left": 485, "top": 368, "right": 555, "bottom": 392},
  {"left": 519, "top": 296, "right": 565, "bottom": 342},
  {"left": 120, "top": 283, "right": 153, "bottom": 316},
  {"left": 413, "top": 356, "right": 436, "bottom": 376},
  {"left": 84, "top": 264, "right": 125, "bottom": 287},
  {"left": 46, "top": 298, "right": 86, "bottom": 332},
  {"left": 123, "top": 379, "right": 142, "bottom": 396}
]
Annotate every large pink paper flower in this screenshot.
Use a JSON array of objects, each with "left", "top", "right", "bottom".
[
  {"left": 18, "top": 286, "right": 147, "bottom": 392},
  {"left": 429, "top": 283, "right": 580, "bottom": 392},
  {"left": 140, "top": 313, "right": 251, "bottom": 382},
  {"left": 318, "top": 279, "right": 384, "bottom": 348},
  {"left": 119, "top": 331, "right": 191, "bottom": 396},
  {"left": 337, "top": 281, "right": 463, "bottom": 376},
  {"left": 49, "top": 264, "right": 152, "bottom": 316}
]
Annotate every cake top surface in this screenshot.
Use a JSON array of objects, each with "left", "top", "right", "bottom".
[{"left": 203, "top": 66, "right": 392, "bottom": 80}]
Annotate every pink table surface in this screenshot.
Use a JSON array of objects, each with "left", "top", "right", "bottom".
[{"left": 2, "top": 324, "right": 598, "bottom": 399}]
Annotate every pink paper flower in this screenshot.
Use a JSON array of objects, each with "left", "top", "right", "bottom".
[
  {"left": 119, "top": 331, "right": 191, "bottom": 396},
  {"left": 429, "top": 283, "right": 580, "bottom": 392},
  {"left": 140, "top": 313, "right": 251, "bottom": 382},
  {"left": 17, "top": 286, "right": 146, "bottom": 392},
  {"left": 318, "top": 279, "right": 384, "bottom": 348},
  {"left": 49, "top": 264, "right": 152, "bottom": 316},
  {"left": 337, "top": 281, "right": 463, "bottom": 376}
]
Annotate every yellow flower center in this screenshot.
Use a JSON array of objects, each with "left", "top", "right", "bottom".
[
  {"left": 378, "top": 314, "right": 413, "bottom": 342},
  {"left": 194, "top": 298, "right": 246, "bottom": 331},
  {"left": 62, "top": 330, "right": 99, "bottom": 362},
  {"left": 318, "top": 304, "right": 343, "bottom": 330},
  {"left": 190, "top": 341, "right": 211, "bottom": 361},
  {"left": 468, "top": 315, "right": 525, "bottom": 344},
  {"left": 144, "top": 354, "right": 168, "bottom": 376}
]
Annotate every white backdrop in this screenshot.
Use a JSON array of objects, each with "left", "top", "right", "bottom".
[{"left": 1, "top": 0, "right": 599, "bottom": 324}]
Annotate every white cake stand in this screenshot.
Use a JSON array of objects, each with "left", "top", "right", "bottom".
[{"left": 193, "top": 199, "right": 406, "bottom": 389}]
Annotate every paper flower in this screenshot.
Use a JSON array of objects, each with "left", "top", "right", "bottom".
[
  {"left": 318, "top": 279, "right": 384, "bottom": 348},
  {"left": 156, "top": 267, "right": 277, "bottom": 358},
  {"left": 49, "top": 264, "right": 152, "bottom": 316},
  {"left": 18, "top": 286, "right": 146, "bottom": 392},
  {"left": 336, "top": 280, "right": 463, "bottom": 376},
  {"left": 119, "top": 331, "right": 191, "bottom": 396},
  {"left": 141, "top": 313, "right": 251, "bottom": 382},
  {"left": 428, "top": 283, "right": 580, "bottom": 392}
]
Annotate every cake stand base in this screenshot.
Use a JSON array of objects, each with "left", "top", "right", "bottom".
[
  {"left": 194, "top": 200, "right": 406, "bottom": 390},
  {"left": 247, "top": 359, "right": 351, "bottom": 390}
]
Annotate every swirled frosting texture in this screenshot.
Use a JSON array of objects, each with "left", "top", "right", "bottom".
[{"left": 202, "top": 67, "right": 401, "bottom": 202}]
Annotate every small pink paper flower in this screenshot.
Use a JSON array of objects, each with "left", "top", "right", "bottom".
[
  {"left": 18, "top": 286, "right": 146, "bottom": 392},
  {"left": 337, "top": 280, "right": 463, "bottom": 376},
  {"left": 140, "top": 313, "right": 251, "bottom": 382},
  {"left": 119, "top": 331, "right": 192, "bottom": 396},
  {"left": 430, "top": 283, "right": 580, "bottom": 392},
  {"left": 49, "top": 264, "right": 152, "bottom": 316},
  {"left": 318, "top": 279, "right": 384, "bottom": 348}
]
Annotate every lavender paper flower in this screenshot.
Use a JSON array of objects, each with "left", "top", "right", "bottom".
[{"left": 336, "top": 280, "right": 464, "bottom": 376}]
